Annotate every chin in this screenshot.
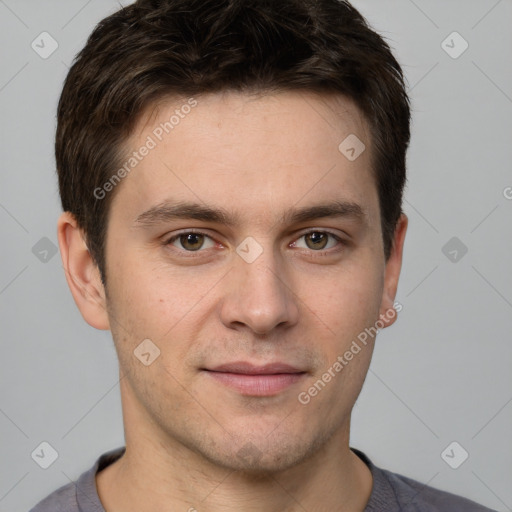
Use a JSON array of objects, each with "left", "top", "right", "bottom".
[{"left": 195, "top": 427, "right": 328, "bottom": 475}]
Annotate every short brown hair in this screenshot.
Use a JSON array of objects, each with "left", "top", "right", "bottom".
[{"left": 56, "top": 0, "right": 411, "bottom": 284}]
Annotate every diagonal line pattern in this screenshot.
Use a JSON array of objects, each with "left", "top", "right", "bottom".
[
  {"left": 0, "top": 203, "right": 29, "bottom": 233},
  {"left": 403, "top": 198, "right": 439, "bottom": 233},
  {"left": 406, "top": 265, "right": 438, "bottom": 298},
  {"left": 470, "top": 204, "right": 499, "bottom": 233},
  {"left": 0, "top": 62, "right": 29, "bottom": 92},
  {"left": 199, "top": 468, "right": 236, "bottom": 503},
  {"left": 407, "top": 0, "right": 439, "bottom": 29},
  {"left": 0, "top": 471, "right": 29, "bottom": 502},
  {"left": 61, "top": 470, "right": 104, "bottom": 512},
  {"left": 0, "top": 407, "right": 29, "bottom": 438},
  {"left": 299, "top": 92, "right": 338, "bottom": 131},
  {"left": 472, "top": 61, "right": 512, "bottom": 105},
  {"left": 471, "top": 470, "right": 511, "bottom": 510},
  {"left": 268, "top": 475, "right": 310, "bottom": 512},
  {"left": 399, "top": 471, "right": 440, "bottom": 509},
  {"left": 369, "top": 369, "right": 439, "bottom": 438},
  {"left": 0, "top": 0, "right": 29, "bottom": 28},
  {"left": 159, "top": 364, "right": 233, "bottom": 438},
  {"left": 472, "top": 265, "right": 512, "bottom": 309},
  {"left": 61, "top": 0, "right": 94, "bottom": 29},
  {"left": 408, "top": 62, "right": 439, "bottom": 93},
  {"left": 9, "top": 19, "right": 506, "bottom": 502},
  {"left": 472, "top": 0, "right": 503, "bottom": 30},
  {"left": 61, "top": 375, "right": 125, "bottom": 439},
  {"left": 0, "top": 265, "right": 28, "bottom": 295},
  {"left": 472, "top": 395, "right": 512, "bottom": 439},
  {"left": 161, "top": 160, "right": 210, "bottom": 206},
  {"left": 262, "top": 397, "right": 300, "bottom": 443}
]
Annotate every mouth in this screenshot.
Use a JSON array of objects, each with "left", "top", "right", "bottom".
[{"left": 202, "top": 361, "right": 307, "bottom": 396}]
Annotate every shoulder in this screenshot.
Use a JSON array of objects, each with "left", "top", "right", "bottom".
[
  {"left": 381, "top": 466, "right": 498, "bottom": 511},
  {"left": 351, "top": 448, "right": 498, "bottom": 512},
  {"left": 28, "top": 480, "right": 78, "bottom": 512},
  {"left": 29, "top": 446, "right": 125, "bottom": 512}
]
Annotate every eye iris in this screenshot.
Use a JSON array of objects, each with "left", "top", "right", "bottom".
[
  {"left": 306, "top": 232, "right": 328, "bottom": 250},
  {"left": 181, "top": 233, "right": 204, "bottom": 251},
  {"left": 177, "top": 233, "right": 331, "bottom": 252}
]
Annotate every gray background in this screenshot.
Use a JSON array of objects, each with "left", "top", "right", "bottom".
[{"left": 0, "top": 0, "right": 511, "bottom": 511}]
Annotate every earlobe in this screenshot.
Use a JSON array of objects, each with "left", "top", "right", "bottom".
[
  {"left": 379, "top": 213, "right": 408, "bottom": 329},
  {"left": 57, "top": 212, "right": 110, "bottom": 330}
]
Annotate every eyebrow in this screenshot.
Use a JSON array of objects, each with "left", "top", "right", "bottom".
[{"left": 133, "top": 199, "right": 367, "bottom": 228}]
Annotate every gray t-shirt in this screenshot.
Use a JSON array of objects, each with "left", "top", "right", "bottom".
[{"left": 29, "top": 446, "right": 497, "bottom": 511}]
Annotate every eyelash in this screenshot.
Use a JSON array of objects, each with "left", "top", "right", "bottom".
[{"left": 163, "top": 230, "right": 346, "bottom": 258}]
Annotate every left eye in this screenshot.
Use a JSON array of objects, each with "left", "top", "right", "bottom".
[
  {"left": 166, "top": 230, "right": 341, "bottom": 253},
  {"left": 291, "top": 231, "right": 341, "bottom": 251}
]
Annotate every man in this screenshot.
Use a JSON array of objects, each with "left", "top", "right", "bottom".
[{"left": 30, "top": 0, "right": 496, "bottom": 510}]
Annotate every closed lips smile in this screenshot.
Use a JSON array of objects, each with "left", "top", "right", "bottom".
[{"left": 203, "top": 362, "right": 307, "bottom": 396}]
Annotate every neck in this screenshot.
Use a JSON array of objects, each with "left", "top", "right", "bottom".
[
  {"left": 98, "top": 440, "right": 372, "bottom": 512},
  {"left": 96, "top": 377, "right": 373, "bottom": 512}
]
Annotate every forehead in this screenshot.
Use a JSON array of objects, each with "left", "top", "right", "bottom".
[{"left": 110, "top": 90, "right": 379, "bottom": 229}]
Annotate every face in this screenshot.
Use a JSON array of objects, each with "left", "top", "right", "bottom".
[{"left": 71, "top": 90, "right": 405, "bottom": 473}]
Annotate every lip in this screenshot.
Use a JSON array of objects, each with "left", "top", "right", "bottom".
[
  {"left": 203, "top": 361, "right": 307, "bottom": 396},
  {"left": 208, "top": 361, "right": 304, "bottom": 375}
]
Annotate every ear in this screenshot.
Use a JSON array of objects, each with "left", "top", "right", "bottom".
[
  {"left": 378, "top": 213, "right": 408, "bottom": 328},
  {"left": 57, "top": 212, "right": 110, "bottom": 330}
]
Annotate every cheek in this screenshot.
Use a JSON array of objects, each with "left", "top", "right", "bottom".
[
  {"left": 295, "top": 269, "right": 382, "bottom": 421},
  {"left": 108, "top": 253, "right": 179, "bottom": 319},
  {"left": 106, "top": 253, "right": 221, "bottom": 364},
  {"left": 304, "top": 264, "right": 383, "bottom": 348}
]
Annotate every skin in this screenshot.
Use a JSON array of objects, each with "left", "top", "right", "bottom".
[{"left": 58, "top": 90, "right": 407, "bottom": 512}]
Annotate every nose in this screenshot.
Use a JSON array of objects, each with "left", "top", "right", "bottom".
[{"left": 219, "top": 246, "right": 300, "bottom": 335}]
